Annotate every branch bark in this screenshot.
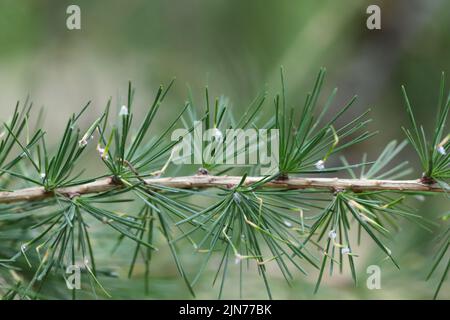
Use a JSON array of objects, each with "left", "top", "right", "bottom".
[{"left": 0, "top": 175, "right": 445, "bottom": 204}]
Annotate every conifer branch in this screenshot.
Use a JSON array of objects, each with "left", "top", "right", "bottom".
[
  {"left": 1, "top": 69, "right": 448, "bottom": 299},
  {"left": 0, "top": 175, "right": 445, "bottom": 205}
]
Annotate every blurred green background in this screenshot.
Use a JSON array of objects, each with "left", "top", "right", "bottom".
[{"left": 0, "top": 0, "right": 449, "bottom": 299}]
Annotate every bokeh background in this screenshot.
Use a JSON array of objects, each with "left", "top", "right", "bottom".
[{"left": 0, "top": 0, "right": 449, "bottom": 299}]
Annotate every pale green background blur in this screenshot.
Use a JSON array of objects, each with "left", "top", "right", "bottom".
[{"left": 0, "top": 0, "right": 449, "bottom": 299}]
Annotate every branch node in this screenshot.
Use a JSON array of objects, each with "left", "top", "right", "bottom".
[
  {"left": 276, "top": 173, "right": 289, "bottom": 181},
  {"left": 111, "top": 175, "right": 123, "bottom": 185},
  {"left": 197, "top": 167, "right": 209, "bottom": 175},
  {"left": 420, "top": 173, "right": 436, "bottom": 185}
]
